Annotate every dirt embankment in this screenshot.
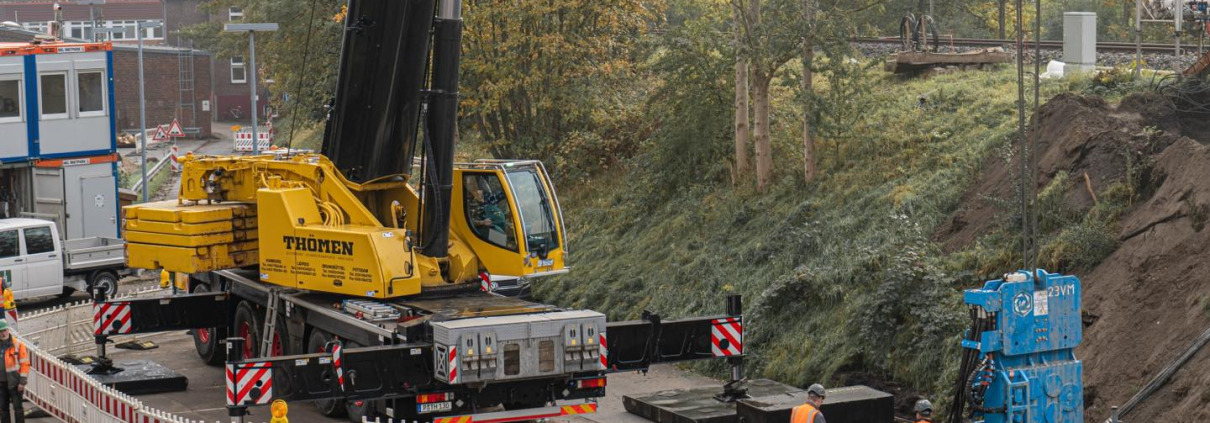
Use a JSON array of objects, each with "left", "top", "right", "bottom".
[{"left": 935, "top": 92, "right": 1210, "bottom": 422}]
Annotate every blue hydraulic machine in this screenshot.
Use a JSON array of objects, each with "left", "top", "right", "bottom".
[{"left": 950, "top": 269, "right": 1083, "bottom": 423}]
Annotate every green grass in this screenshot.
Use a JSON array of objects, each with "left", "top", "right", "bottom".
[{"left": 531, "top": 65, "right": 1150, "bottom": 410}]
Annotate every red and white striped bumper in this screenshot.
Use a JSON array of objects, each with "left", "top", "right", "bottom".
[{"left": 434, "top": 403, "right": 597, "bottom": 423}]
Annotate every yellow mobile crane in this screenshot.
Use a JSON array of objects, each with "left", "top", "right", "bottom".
[{"left": 126, "top": 154, "right": 567, "bottom": 299}]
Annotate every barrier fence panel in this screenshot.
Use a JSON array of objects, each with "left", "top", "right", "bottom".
[
  {"left": 19, "top": 287, "right": 166, "bottom": 356},
  {"left": 19, "top": 332, "right": 212, "bottom": 423}
]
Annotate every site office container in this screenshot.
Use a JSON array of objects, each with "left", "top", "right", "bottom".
[{"left": 0, "top": 41, "right": 119, "bottom": 240}]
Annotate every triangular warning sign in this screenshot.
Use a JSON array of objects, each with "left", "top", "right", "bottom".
[
  {"left": 153, "top": 125, "right": 169, "bottom": 141},
  {"left": 166, "top": 118, "right": 186, "bottom": 138}
]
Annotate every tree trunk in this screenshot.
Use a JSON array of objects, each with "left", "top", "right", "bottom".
[
  {"left": 733, "top": 7, "right": 751, "bottom": 182},
  {"left": 801, "top": 48, "right": 816, "bottom": 183},
  {"left": 752, "top": 70, "right": 773, "bottom": 192},
  {"left": 802, "top": 0, "right": 817, "bottom": 183},
  {"left": 998, "top": 0, "right": 1006, "bottom": 39}
]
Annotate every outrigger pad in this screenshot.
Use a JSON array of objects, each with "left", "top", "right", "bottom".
[
  {"left": 76, "top": 360, "right": 188, "bottom": 395},
  {"left": 623, "top": 379, "right": 799, "bottom": 423},
  {"left": 736, "top": 385, "right": 893, "bottom": 423}
]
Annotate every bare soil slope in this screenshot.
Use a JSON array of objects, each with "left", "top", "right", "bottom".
[{"left": 935, "top": 92, "right": 1210, "bottom": 422}]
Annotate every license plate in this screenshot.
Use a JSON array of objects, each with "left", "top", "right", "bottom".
[
  {"left": 418, "top": 402, "right": 453, "bottom": 414},
  {"left": 538, "top": 259, "right": 554, "bottom": 267}
]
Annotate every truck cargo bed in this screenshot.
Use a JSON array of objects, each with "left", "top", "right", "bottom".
[{"left": 63, "top": 237, "right": 126, "bottom": 271}]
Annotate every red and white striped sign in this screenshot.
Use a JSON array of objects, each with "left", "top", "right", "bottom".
[
  {"left": 169, "top": 145, "right": 180, "bottom": 172},
  {"left": 710, "top": 317, "right": 743, "bottom": 357},
  {"left": 599, "top": 333, "right": 608, "bottom": 369},
  {"left": 332, "top": 342, "right": 345, "bottom": 392},
  {"left": 229, "top": 362, "right": 273, "bottom": 406},
  {"left": 93, "top": 302, "right": 132, "bottom": 335},
  {"left": 448, "top": 345, "right": 459, "bottom": 384}
]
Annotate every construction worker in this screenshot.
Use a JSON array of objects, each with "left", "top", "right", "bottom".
[
  {"left": 0, "top": 320, "right": 28, "bottom": 423},
  {"left": 790, "top": 383, "right": 826, "bottom": 423},
  {"left": 913, "top": 399, "right": 934, "bottom": 423}
]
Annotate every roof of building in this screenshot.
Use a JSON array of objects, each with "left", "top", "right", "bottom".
[
  {"left": 0, "top": 1, "right": 163, "bottom": 22},
  {"left": 0, "top": 25, "right": 208, "bottom": 55}
]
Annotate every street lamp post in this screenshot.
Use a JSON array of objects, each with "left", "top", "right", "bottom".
[
  {"left": 224, "top": 23, "right": 278, "bottom": 155},
  {"left": 137, "top": 21, "right": 162, "bottom": 203}
]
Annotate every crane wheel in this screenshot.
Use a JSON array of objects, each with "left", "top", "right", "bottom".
[
  {"left": 191, "top": 283, "right": 228, "bottom": 365},
  {"left": 234, "top": 301, "right": 263, "bottom": 359},
  {"left": 308, "top": 329, "right": 348, "bottom": 417}
]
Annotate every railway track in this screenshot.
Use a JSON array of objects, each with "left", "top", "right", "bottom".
[{"left": 853, "top": 36, "right": 1201, "bottom": 54}]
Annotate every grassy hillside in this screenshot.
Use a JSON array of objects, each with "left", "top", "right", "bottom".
[{"left": 533, "top": 66, "right": 1146, "bottom": 407}]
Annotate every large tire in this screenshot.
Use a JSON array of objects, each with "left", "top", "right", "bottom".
[
  {"left": 233, "top": 301, "right": 263, "bottom": 359},
  {"left": 192, "top": 283, "right": 227, "bottom": 365},
  {"left": 342, "top": 341, "right": 384, "bottom": 422},
  {"left": 89, "top": 271, "right": 119, "bottom": 299},
  {"left": 308, "top": 330, "right": 347, "bottom": 417}
]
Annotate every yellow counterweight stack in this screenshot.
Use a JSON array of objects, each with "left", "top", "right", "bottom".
[{"left": 124, "top": 201, "right": 259, "bottom": 273}]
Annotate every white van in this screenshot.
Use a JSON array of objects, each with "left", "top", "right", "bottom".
[{"left": 0, "top": 219, "right": 127, "bottom": 301}]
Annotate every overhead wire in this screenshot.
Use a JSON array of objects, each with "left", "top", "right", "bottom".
[{"left": 285, "top": 0, "right": 323, "bottom": 155}]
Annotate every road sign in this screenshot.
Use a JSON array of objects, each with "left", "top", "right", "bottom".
[
  {"left": 152, "top": 125, "right": 169, "bottom": 141},
  {"left": 167, "top": 118, "right": 186, "bottom": 138}
]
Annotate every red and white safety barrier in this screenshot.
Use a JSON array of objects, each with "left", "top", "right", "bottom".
[
  {"left": 169, "top": 145, "right": 180, "bottom": 173},
  {"left": 19, "top": 332, "right": 207, "bottom": 423},
  {"left": 232, "top": 129, "right": 273, "bottom": 152},
  {"left": 19, "top": 287, "right": 162, "bottom": 357}
]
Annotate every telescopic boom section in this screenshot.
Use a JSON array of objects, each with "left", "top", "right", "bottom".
[{"left": 322, "top": 0, "right": 462, "bottom": 259}]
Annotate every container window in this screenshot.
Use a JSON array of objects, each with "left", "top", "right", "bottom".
[
  {"left": 40, "top": 74, "right": 67, "bottom": 118},
  {"left": 23, "top": 226, "right": 53, "bottom": 255},
  {"left": 503, "top": 344, "right": 520, "bottom": 376},
  {"left": 78, "top": 71, "right": 105, "bottom": 115},
  {"left": 0, "top": 231, "right": 16, "bottom": 258},
  {"left": 0, "top": 79, "right": 20, "bottom": 122},
  {"left": 539, "top": 340, "right": 555, "bottom": 373}
]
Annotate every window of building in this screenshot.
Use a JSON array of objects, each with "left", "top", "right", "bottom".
[
  {"left": 230, "top": 57, "right": 247, "bottom": 84},
  {"left": 39, "top": 73, "right": 68, "bottom": 119},
  {"left": 67, "top": 21, "right": 87, "bottom": 40},
  {"left": 78, "top": 71, "right": 105, "bottom": 116},
  {"left": 143, "top": 22, "right": 164, "bottom": 40},
  {"left": 229, "top": 7, "right": 244, "bottom": 21},
  {"left": 0, "top": 78, "right": 21, "bottom": 123},
  {"left": 23, "top": 226, "right": 54, "bottom": 255},
  {"left": 22, "top": 22, "right": 47, "bottom": 34},
  {"left": 0, "top": 230, "right": 16, "bottom": 259}
]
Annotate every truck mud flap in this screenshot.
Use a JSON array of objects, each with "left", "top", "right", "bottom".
[{"left": 93, "top": 291, "right": 231, "bottom": 335}]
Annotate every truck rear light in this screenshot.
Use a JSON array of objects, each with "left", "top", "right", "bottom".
[
  {"left": 417, "top": 392, "right": 454, "bottom": 404},
  {"left": 576, "top": 378, "right": 606, "bottom": 389}
]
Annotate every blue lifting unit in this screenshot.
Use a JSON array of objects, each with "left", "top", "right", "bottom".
[{"left": 960, "top": 269, "right": 1083, "bottom": 423}]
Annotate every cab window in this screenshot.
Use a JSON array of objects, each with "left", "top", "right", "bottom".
[
  {"left": 0, "top": 231, "right": 16, "bottom": 258},
  {"left": 464, "top": 173, "right": 516, "bottom": 250},
  {"left": 23, "top": 226, "right": 54, "bottom": 255}
]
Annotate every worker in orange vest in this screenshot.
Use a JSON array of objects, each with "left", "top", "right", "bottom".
[
  {"left": 0, "top": 320, "right": 28, "bottom": 423},
  {"left": 790, "top": 383, "right": 826, "bottom": 423},
  {"left": 913, "top": 399, "right": 934, "bottom": 423}
]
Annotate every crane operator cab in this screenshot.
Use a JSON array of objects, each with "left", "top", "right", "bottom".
[{"left": 453, "top": 160, "right": 568, "bottom": 286}]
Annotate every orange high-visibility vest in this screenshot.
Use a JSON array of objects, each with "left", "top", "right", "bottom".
[
  {"left": 2, "top": 338, "right": 29, "bottom": 384},
  {"left": 790, "top": 403, "right": 820, "bottom": 423}
]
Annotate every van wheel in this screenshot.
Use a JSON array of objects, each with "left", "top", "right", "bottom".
[
  {"left": 233, "top": 301, "right": 263, "bottom": 359},
  {"left": 192, "top": 283, "right": 227, "bottom": 365},
  {"left": 308, "top": 330, "right": 347, "bottom": 417},
  {"left": 89, "top": 271, "right": 119, "bottom": 299}
]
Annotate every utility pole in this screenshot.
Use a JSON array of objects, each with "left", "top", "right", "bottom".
[
  {"left": 137, "top": 21, "right": 162, "bottom": 203},
  {"left": 225, "top": 23, "right": 279, "bottom": 156}
]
